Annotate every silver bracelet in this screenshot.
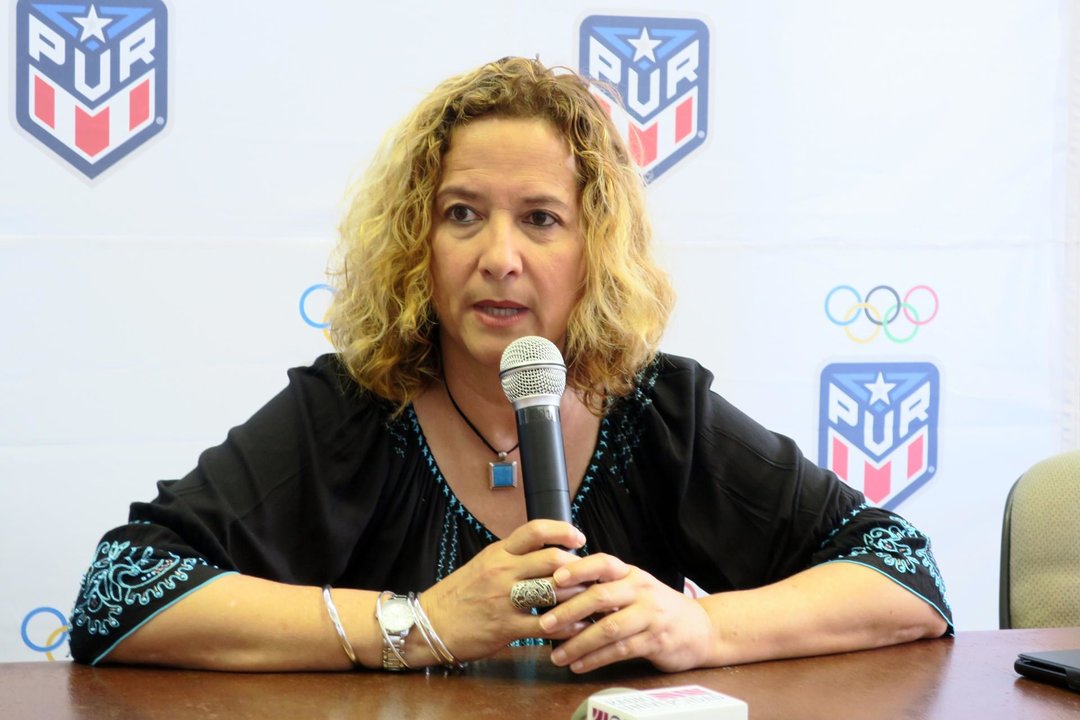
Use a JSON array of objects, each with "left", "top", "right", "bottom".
[
  {"left": 408, "top": 592, "right": 465, "bottom": 670},
  {"left": 322, "top": 585, "right": 361, "bottom": 669},
  {"left": 405, "top": 592, "right": 444, "bottom": 667}
]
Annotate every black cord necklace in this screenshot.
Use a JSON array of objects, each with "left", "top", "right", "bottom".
[{"left": 445, "top": 381, "right": 520, "bottom": 490}]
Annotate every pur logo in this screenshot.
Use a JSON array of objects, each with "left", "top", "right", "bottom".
[
  {"left": 15, "top": 0, "right": 169, "bottom": 179},
  {"left": 819, "top": 362, "right": 940, "bottom": 508},
  {"left": 579, "top": 15, "right": 709, "bottom": 182}
]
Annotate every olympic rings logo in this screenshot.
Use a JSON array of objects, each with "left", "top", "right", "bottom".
[
  {"left": 21, "top": 607, "right": 70, "bottom": 661},
  {"left": 299, "top": 283, "right": 335, "bottom": 343},
  {"left": 824, "top": 285, "right": 939, "bottom": 344}
]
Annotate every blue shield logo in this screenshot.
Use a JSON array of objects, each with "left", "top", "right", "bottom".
[
  {"left": 819, "top": 362, "right": 940, "bottom": 509},
  {"left": 15, "top": 0, "right": 168, "bottom": 179},
  {"left": 579, "top": 15, "right": 709, "bottom": 182}
]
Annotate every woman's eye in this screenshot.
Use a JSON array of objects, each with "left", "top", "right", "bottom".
[
  {"left": 525, "top": 210, "right": 557, "bottom": 227},
  {"left": 447, "top": 205, "right": 478, "bottom": 223}
]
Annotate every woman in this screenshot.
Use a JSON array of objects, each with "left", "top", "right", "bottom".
[{"left": 69, "top": 57, "right": 951, "bottom": 673}]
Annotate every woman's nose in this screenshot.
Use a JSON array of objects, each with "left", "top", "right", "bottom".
[{"left": 478, "top": 216, "right": 523, "bottom": 280}]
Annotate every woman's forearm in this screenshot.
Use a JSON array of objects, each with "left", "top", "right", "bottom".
[
  {"left": 103, "top": 574, "right": 440, "bottom": 671},
  {"left": 700, "top": 561, "right": 949, "bottom": 666}
]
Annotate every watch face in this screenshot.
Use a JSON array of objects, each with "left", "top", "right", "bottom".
[{"left": 382, "top": 599, "right": 415, "bottom": 634}]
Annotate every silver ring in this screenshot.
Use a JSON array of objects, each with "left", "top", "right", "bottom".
[{"left": 510, "top": 578, "right": 557, "bottom": 611}]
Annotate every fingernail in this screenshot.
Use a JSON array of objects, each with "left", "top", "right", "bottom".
[
  {"left": 570, "top": 661, "right": 584, "bottom": 673},
  {"left": 553, "top": 568, "right": 569, "bottom": 585},
  {"left": 551, "top": 648, "right": 566, "bottom": 665},
  {"left": 539, "top": 613, "right": 557, "bottom": 631}
]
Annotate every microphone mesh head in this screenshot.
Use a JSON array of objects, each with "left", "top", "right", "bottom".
[{"left": 499, "top": 336, "right": 566, "bottom": 403}]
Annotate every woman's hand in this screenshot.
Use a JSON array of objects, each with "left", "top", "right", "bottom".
[
  {"left": 419, "top": 520, "right": 590, "bottom": 662},
  {"left": 538, "top": 553, "right": 714, "bottom": 673}
]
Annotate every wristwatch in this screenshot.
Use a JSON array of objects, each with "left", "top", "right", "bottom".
[{"left": 377, "top": 593, "right": 415, "bottom": 671}]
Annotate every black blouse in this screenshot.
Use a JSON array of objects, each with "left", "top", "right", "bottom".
[{"left": 69, "top": 353, "right": 953, "bottom": 665}]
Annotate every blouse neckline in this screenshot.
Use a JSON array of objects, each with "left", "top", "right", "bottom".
[{"left": 402, "top": 403, "right": 607, "bottom": 539}]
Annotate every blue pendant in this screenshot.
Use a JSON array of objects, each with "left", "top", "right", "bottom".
[{"left": 489, "top": 456, "right": 517, "bottom": 489}]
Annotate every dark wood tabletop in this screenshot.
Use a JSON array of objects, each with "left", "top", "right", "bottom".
[{"left": 2, "top": 628, "right": 1079, "bottom": 719}]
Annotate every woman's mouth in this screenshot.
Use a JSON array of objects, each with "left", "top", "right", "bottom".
[
  {"left": 482, "top": 306, "right": 523, "bottom": 318},
  {"left": 475, "top": 302, "right": 527, "bottom": 323}
]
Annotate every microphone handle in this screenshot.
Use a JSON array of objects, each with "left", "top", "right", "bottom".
[{"left": 515, "top": 404, "right": 573, "bottom": 524}]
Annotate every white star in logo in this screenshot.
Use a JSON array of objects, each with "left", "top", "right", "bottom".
[
  {"left": 865, "top": 372, "right": 897, "bottom": 406},
  {"left": 628, "top": 27, "right": 661, "bottom": 63},
  {"left": 74, "top": 4, "right": 112, "bottom": 43}
]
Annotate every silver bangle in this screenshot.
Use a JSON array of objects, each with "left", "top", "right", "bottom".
[
  {"left": 408, "top": 592, "right": 465, "bottom": 670},
  {"left": 407, "top": 595, "right": 442, "bottom": 666},
  {"left": 322, "top": 585, "right": 361, "bottom": 669}
]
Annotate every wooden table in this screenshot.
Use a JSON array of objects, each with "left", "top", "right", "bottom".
[{"left": 2, "top": 629, "right": 1079, "bottom": 719}]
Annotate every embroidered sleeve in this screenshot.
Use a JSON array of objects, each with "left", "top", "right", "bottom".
[
  {"left": 69, "top": 532, "right": 235, "bottom": 665},
  {"left": 812, "top": 504, "right": 953, "bottom": 633}
]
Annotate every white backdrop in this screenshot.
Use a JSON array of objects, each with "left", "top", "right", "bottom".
[{"left": 2, "top": 0, "right": 1076, "bottom": 661}]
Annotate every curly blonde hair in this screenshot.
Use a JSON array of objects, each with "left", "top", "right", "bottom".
[{"left": 328, "top": 57, "right": 674, "bottom": 413}]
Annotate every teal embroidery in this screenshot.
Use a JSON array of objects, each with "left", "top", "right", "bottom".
[
  {"left": 849, "top": 525, "right": 918, "bottom": 574},
  {"left": 891, "top": 514, "right": 951, "bottom": 610},
  {"left": 823, "top": 508, "right": 950, "bottom": 611},
  {"left": 71, "top": 541, "right": 209, "bottom": 637},
  {"left": 401, "top": 408, "right": 496, "bottom": 582},
  {"left": 386, "top": 414, "right": 408, "bottom": 458},
  {"left": 819, "top": 502, "right": 870, "bottom": 548},
  {"left": 605, "top": 360, "right": 659, "bottom": 489}
]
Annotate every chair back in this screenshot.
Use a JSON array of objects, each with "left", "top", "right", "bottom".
[{"left": 1000, "top": 450, "right": 1080, "bottom": 628}]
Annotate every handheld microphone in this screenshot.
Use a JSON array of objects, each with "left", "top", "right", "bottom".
[{"left": 499, "top": 336, "right": 573, "bottom": 525}]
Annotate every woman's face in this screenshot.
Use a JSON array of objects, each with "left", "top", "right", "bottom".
[{"left": 430, "top": 116, "right": 585, "bottom": 371}]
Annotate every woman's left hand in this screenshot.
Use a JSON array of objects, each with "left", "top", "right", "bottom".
[{"left": 537, "top": 553, "right": 714, "bottom": 673}]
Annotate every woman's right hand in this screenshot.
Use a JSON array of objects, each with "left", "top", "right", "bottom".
[{"left": 417, "top": 519, "right": 589, "bottom": 661}]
